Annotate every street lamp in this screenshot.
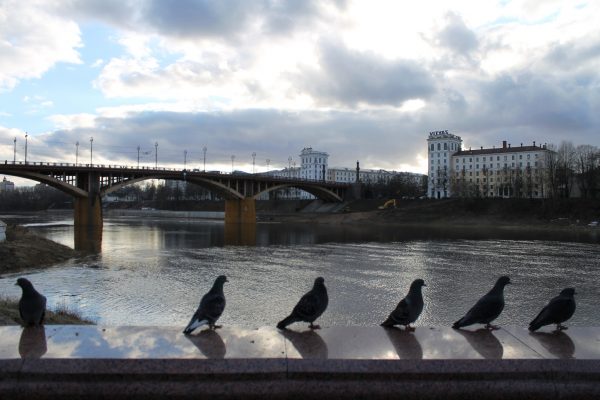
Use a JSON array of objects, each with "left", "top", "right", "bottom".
[
  {"left": 288, "top": 156, "right": 292, "bottom": 178},
  {"left": 252, "top": 152, "right": 256, "bottom": 174},
  {"left": 137, "top": 145, "right": 140, "bottom": 168},
  {"left": 266, "top": 159, "right": 270, "bottom": 172},
  {"left": 13, "top": 137, "right": 16, "bottom": 163},
  {"left": 184, "top": 150, "right": 187, "bottom": 170},
  {"left": 90, "top": 137, "right": 93, "bottom": 165},
  {"left": 24, "top": 133, "right": 28, "bottom": 163},
  {"left": 231, "top": 155, "right": 235, "bottom": 173},
  {"left": 203, "top": 146, "right": 207, "bottom": 172},
  {"left": 76, "top": 141, "right": 79, "bottom": 165},
  {"left": 155, "top": 142, "right": 158, "bottom": 169}
]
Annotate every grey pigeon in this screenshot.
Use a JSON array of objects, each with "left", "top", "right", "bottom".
[
  {"left": 452, "top": 276, "right": 511, "bottom": 330},
  {"left": 16, "top": 278, "right": 46, "bottom": 326},
  {"left": 183, "top": 275, "right": 228, "bottom": 334},
  {"left": 381, "top": 279, "right": 426, "bottom": 330},
  {"left": 529, "top": 288, "right": 576, "bottom": 332},
  {"left": 277, "top": 277, "right": 328, "bottom": 330}
]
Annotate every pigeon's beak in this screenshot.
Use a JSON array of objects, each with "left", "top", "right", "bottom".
[{"left": 423, "top": 283, "right": 427, "bottom": 287}]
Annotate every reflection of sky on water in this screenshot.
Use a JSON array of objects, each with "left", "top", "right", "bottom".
[{"left": 0, "top": 214, "right": 599, "bottom": 329}]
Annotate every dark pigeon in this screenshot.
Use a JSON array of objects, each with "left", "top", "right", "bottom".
[
  {"left": 529, "top": 288, "right": 576, "bottom": 332},
  {"left": 381, "top": 279, "right": 426, "bottom": 330},
  {"left": 183, "top": 275, "right": 228, "bottom": 334},
  {"left": 277, "top": 277, "right": 328, "bottom": 330},
  {"left": 452, "top": 276, "right": 511, "bottom": 330},
  {"left": 16, "top": 278, "right": 46, "bottom": 326}
]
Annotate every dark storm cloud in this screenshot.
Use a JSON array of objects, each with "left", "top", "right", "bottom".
[{"left": 297, "top": 41, "right": 436, "bottom": 107}]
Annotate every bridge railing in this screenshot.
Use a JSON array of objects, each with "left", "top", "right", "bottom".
[{"left": 1, "top": 160, "right": 350, "bottom": 186}]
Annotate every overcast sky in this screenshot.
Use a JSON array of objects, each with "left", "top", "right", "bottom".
[{"left": 1, "top": 0, "right": 599, "bottom": 182}]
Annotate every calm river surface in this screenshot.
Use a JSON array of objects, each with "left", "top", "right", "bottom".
[{"left": 1, "top": 212, "right": 599, "bottom": 328}]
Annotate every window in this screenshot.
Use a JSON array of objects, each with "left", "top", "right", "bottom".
[
  {"left": 527, "top": 154, "right": 531, "bottom": 159},
  {"left": 504, "top": 156, "right": 507, "bottom": 161},
  {"left": 519, "top": 155, "right": 522, "bottom": 159},
  {"left": 476, "top": 164, "right": 479, "bottom": 169},
  {"left": 444, "top": 143, "right": 447, "bottom": 150},
  {"left": 430, "top": 144, "right": 434, "bottom": 151},
  {"left": 476, "top": 157, "right": 479, "bottom": 162},
  {"left": 511, "top": 155, "right": 515, "bottom": 160},
  {"left": 483, "top": 157, "right": 486, "bottom": 161},
  {"left": 437, "top": 143, "right": 441, "bottom": 150},
  {"left": 469, "top": 158, "right": 472, "bottom": 162},
  {"left": 497, "top": 156, "right": 500, "bottom": 161}
]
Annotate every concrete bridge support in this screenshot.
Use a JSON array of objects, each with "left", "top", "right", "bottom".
[
  {"left": 224, "top": 198, "right": 256, "bottom": 224},
  {"left": 73, "top": 194, "right": 103, "bottom": 252}
]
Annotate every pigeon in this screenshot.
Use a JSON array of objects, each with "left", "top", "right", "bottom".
[
  {"left": 529, "top": 288, "right": 576, "bottom": 332},
  {"left": 183, "top": 275, "right": 228, "bottom": 334},
  {"left": 15, "top": 278, "right": 46, "bottom": 326},
  {"left": 452, "top": 276, "right": 511, "bottom": 330},
  {"left": 381, "top": 279, "right": 426, "bottom": 330},
  {"left": 277, "top": 277, "right": 328, "bottom": 330}
]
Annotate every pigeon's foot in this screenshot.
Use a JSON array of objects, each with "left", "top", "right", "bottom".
[
  {"left": 309, "top": 323, "right": 321, "bottom": 330},
  {"left": 404, "top": 325, "right": 416, "bottom": 332},
  {"left": 212, "top": 325, "right": 223, "bottom": 330},
  {"left": 484, "top": 324, "right": 500, "bottom": 331}
]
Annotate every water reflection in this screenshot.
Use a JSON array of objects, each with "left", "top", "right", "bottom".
[
  {"left": 454, "top": 329, "right": 504, "bottom": 359},
  {"left": 529, "top": 331, "right": 575, "bottom": 359},
  {"left": 19, "top": 326, "right": 47, "bottom": 359},
  {"left": 224, "top": 223, "right": 257, "bottom": 246},
  {"left": 280, "top": 329, "right": 328, "bottom": 359},
  {"left": 186, "top": 329, "right": 226, "bottom": 359},
  {"left": 383, "top": 327, "right": 423, "bottom": 359},
  {"left": 74, "top": 225, "right": 102, "bottom": 253}
]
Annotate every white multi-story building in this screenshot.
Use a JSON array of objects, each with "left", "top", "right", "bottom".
[
  {"left": 0, "top": 176, "right": 15, "bottom": 192},
  {"left": 427, "top": 130, "right": 552, "bottom": 199},
  {"left": 300, "top": 147, "right": 328, "bottom": 181}
]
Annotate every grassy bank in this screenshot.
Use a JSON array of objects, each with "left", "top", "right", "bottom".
[{"left": 0, "top": 296, "right": 93, "bottom": 325}]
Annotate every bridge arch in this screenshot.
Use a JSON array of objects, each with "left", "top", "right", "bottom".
[
  {"left": 252, "top": 183, "right": 343, "bottom": 202},
  {"left": 0, "top": 170, "right": 87, "bottom": 198}
]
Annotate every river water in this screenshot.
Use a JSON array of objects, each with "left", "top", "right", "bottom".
[{"left": 1, "top": 212, "right": 599, "bottom": 328}]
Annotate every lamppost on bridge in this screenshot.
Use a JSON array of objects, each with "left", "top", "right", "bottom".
[
  {"left": 266, "top": 159, "right": 270, "bottom": 173},
  {"left": 288, "top": 156, "right": 292, "bottom": 178},
  {"left": 252, "top": 152, "right": 256, "bottom": 174},
  {"left": 76, "top": 141, "right": 79, "bottom": 165},
  {"left": 24, "top": 133, "right": 28, "bottom": 164},
  {"left": 203, "top": 146, "right": 207, "bottom": 172},
  {"left": 137, "top": 146, "right": 140, "bottom": 168},
  {"left": 155, "top": 142, "right": 158, "bottom": 169},
  {"left": 231, "top": 155, "right": 235, "bottom": 173},
  {"left": 13, "top": 137, "right": 16, "bottom": 163},
  {"left": 184, "top": 150, "right": 187, "bottom": 170},
  {"left": 90, "top": 137, "right": 93, "bottom": 165}
]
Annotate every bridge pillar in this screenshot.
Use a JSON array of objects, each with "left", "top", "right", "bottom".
[
  {"left": 224, "top": 198, "right": 256, "bottom": 224},
  {"left": 73, "top": 194, "right": 103, "bottom": 251}
]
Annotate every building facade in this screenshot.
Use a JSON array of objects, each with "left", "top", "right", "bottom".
[
  {"left": 427, "top": 131, "right": 552, "bottom": 199},
  {"left": 0, "top": 177, "right": 15, "bottom": 192}
]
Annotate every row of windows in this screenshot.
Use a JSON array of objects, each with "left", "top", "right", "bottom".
[{"left": 455, "top": 153, "right": 538, "bottom": 163}]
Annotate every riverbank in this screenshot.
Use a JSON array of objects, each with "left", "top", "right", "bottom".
[
  {"left": 0, "top": 297, "right": 93, "bottom": 325},
  {"left": 0, "top": 225, "right": 78, "bottom": 275}
]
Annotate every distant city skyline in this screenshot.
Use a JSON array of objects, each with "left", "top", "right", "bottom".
[{"left": 1, "top": 1, "right": 599, "bottom": 187}]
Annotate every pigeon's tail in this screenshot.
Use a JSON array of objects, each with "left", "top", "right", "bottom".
[
  {"left": 528, "top": 320, "right": 543, "bottom": 332},
  {"left": 452, "top": 317, "right": 467, "bottom": 329},
  {"left": 277, "top": 315, "right": 299, "bottom": 330},
  {"left": 183, "top": 317, "right": 208, "bottom": 335},
  {"left": 380, "top": 316, "right": 396, "bottom": 327}
]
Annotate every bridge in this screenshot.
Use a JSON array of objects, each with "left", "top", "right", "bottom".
[{"left": 0, "top": 161, "right": 351, "bottom": 243}]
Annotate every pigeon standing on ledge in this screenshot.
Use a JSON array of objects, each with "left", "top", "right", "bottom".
[
  {"left": 16, "top": 278, "right": 46, "bottom": 326},
  {"left": 529, "top": 288, "right": 576, "bottom": 332},
  {"left": 183, "top": 275, "right": 228, "bottom": 335},
  {"left": 381, "top": 279, "right": 426, "bottom": 331},
  {"left": 453, "top": 276, "right": 511, "bottom": 330},
  {"left": 277, "top": 277, "right": 328, "bottom": 330}
]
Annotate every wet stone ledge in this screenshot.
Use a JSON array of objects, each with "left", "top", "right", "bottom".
[{"left": 1, "top": 325, "right": 600, "bottom": 399}]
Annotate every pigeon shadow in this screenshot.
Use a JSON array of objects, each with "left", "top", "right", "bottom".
[
  {"left": 18, "top": 326, "right": 47, "bottom": 359},
  {"left": 454, "top": 328, "right": 504, "bottom": 359},
  {"left": 529, "top": 330, "right": 575, "bottom": 359},
  {"left": 185, "top": 329, "right": 226, "bottom": 359},
  {"left": 280, "top": 329, "right": 328, "bottom": 359},
  {"left": 383, "top": 327, "right": 423, "bottom": 359}
]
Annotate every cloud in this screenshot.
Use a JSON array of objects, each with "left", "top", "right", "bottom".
[
  {"left": 296, "top": 40, "right": 436, "bottom": 107},
  {"left": 0, "top": 0, "right": 82, "bottom": 91},
  {"left": 436, "top": 12, "right": 479, "bottom": 56}
]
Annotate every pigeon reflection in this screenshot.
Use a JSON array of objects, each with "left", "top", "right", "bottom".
[
  {"left": 19, "top": 326, "right": 47, "bottom": 359},
  {"left": 280, "top": 329, "right": 328, "bottom": 359},
  {"left": 455, "top": 328, "right": 504, "bottom": 359},
  {"left": 186, "top": 329, "right": 226, "bottom": 359},
  {"left": 529, "top": 330, "right": 575, "bottom": 359},
  {"left": 383, "top": 327, "right": 423, "bottom": 359}
]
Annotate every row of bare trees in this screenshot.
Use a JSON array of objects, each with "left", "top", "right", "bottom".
[{"left": 546, "top": 141, "right": 600, "bottom": 199}]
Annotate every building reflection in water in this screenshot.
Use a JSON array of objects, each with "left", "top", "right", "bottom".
[
  {"left": 454, "top": 328, "right": 504, "bottom": 359},
  {"left": 529, "top": 330, "right": 575, "bottom": 359},
  {"left": 383, "top": 327, "right": 423, "bottom": 359},
  {"left": 280, "top": 329, "right": 328, "bottom": 359},
  {"left": 186, "top": 329, "right": 226, "bottom": 359},
  {"left": 18, "top": 326, "right": 47, "bottom": 359}
]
